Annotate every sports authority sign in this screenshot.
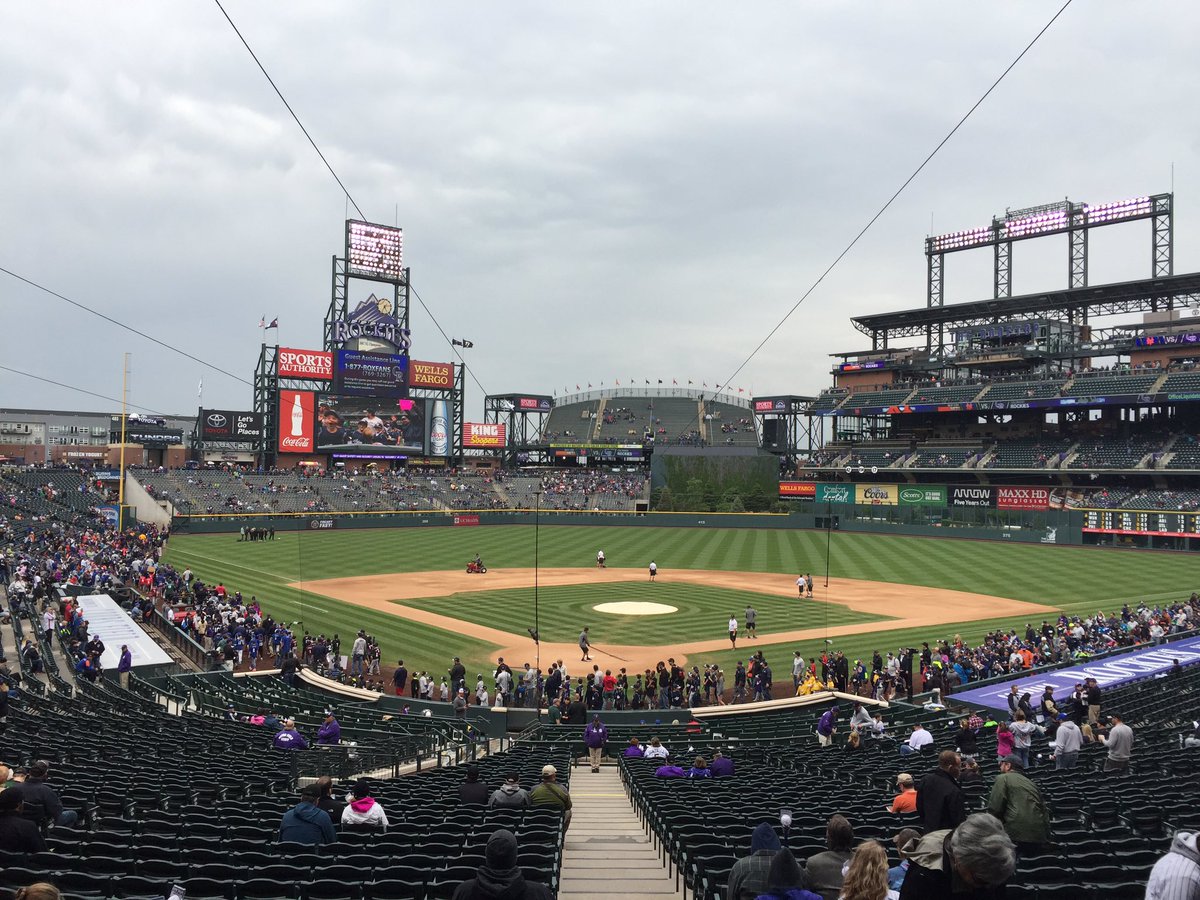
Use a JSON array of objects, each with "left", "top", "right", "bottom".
[
  {"left": 996, "top": 486, "right": 1050, "bottom": 510},
  {"left": 278, "top": 348, "right": 333, "bottom": 380},
  {"left": 518, "top": 396, "right": 553, "bottom": 411},
  {"left": 199, "top": 410, "right": 263, "bottom": 441},
  {"left": 463, "top": 422, "right": 507, "bottom": 448},
  {"left": 778, "top": 481, "right": 816, "bottom": 498},
  {"left": 409, "top": 360, "right": 455, "bottom": 389},
  {"left": 277, "top": 390, "right": 315, "bottom": 454}
]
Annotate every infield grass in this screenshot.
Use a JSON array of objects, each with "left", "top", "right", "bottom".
[{"left": 164, "top": 524, "right": 1200, "bottom": 682}]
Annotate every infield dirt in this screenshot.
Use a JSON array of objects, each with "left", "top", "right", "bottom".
[{"left": 292, "top": 567, "right": 1056, "bottom": 672}]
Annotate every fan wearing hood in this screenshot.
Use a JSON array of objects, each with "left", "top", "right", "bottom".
[
  {"left": 452, "top": 829, "right": 553, "bottom": 900},
  {"left": 340, "top": 779, "right": 389, "bottom": 830},
  {"left": 1145, "top": 830, "right": 1200, "bottom": 899}
]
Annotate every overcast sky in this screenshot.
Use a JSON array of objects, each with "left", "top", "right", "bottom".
[{"left": 2, "top": 1, "right": 1198, "bottom": 419}]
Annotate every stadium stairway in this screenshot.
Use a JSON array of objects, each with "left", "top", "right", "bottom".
[
  {"left": 593, "top": 399, "right": 607, "bottom": 442},
  {"left": 559, "top": 767, "right": 684, "bottom": 900}
]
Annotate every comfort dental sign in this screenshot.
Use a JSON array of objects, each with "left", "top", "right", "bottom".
[{"left": 954, "top": 634, "right": 1200, "bottom": 711}]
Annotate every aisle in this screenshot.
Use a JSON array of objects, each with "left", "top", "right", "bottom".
[{"left": 558, "top": 767, "right": 685, "bottom": 900}]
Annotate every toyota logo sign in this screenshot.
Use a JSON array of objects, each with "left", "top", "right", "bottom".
[{"left": 206, "top": 414, "right": 227, "bottom": 428}]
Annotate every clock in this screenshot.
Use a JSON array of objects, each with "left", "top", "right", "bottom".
[{"left": 375, "top": 297, "right": 394, "bottom": 317}]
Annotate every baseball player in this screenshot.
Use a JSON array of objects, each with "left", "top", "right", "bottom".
[{"left": 728, "top": 614, "right": 738, "bottom": 648}]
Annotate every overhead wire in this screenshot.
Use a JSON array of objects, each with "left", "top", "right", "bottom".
[
  {"left": 0, "top": 363, "right": 169, "bottom": 416},
  {"left": 213, "top": 0, "right": 489, "bottom": 396},
  {"left": 0, "top": 265, "right": 253, "bottom": 387},
  {"left": 713, "top": 0, "right": 1076, "bottom": 399}
]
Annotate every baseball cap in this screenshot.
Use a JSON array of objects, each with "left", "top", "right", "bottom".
[{"left": 541, "top": 764, "right": 557, "bottom": 777}]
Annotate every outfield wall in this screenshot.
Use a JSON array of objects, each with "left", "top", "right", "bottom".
[{"left": 171, "top": 505, "right": 1083, "bottom": 545}]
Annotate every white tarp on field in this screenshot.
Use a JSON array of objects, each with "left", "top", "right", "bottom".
[{"left": 75, "top": 594, "right": 174, "bottom": 670}]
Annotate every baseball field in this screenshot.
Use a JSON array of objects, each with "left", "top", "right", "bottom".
[{"left": 163, "top": 523, "right": 1199, "bottom": 686}]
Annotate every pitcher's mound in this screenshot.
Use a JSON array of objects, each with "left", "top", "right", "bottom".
[{"left": 593, "top": 601, "right": 678, "bottom": 616}]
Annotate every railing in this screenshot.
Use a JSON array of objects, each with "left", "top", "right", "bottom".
[
  {"left": 152, "top": 608, "right": 211, "bottom": 669},
  {"left": 555, "top": 386, "right": 752, "bottom": 409}
]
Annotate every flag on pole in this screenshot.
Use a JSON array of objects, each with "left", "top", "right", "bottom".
[
  {"left": 268, "top": 318, "right": 279, "bottom": 329},
  {"left": 258, "top": 316, "right": 266, "bottom": 328},
  {"left": 672, "top": 379, "right": 677, "bottom": 385},
  {"left": 197, "top": 378, "right": 203, "bottom": 399},
  {"left": 452, "top": 338, "right": 475, "bottom": 348}
]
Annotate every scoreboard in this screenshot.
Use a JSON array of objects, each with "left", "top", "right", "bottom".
[{"left": 1082, "top": 510, "right": 1200, "bottom": 537}]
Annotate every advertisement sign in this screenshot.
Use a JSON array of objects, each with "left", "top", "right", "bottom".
[
  {"left": 1136, "top": 332, "right": 1200, "bottom": 347},
  {"left": 518, "top": 396, "right": 553, "bottom": 411},
  {"left": 949, "top": 486, "right": 995, "bottom": 508},
  {"left": 855, "top": 484, "right": 897, "bottom": 506},
  {"left": 754, "top": 399, "right": 788, "bottom": 412},
  {"left": 410, "top": 360, "right": 455, "bottom": 389},
  {"left": 816, "top": 483, "right": 853, "bottom": 504},
  {"left": 110, "top": 417, "right": 184, "bottom": 447},
  {"left": 464, "top": 423, "right": 507, "bottom": 448},
  {"left": 837, "top": 360, "right": 888, "bottom": 372},
  {"left": 307, "top": 518, "right": 338, "bottom": 530},
  {"left": 333, "top": 350, "right": 409, "bottom": 398},
  {"left": 278, "top": 348, "right": 333, "bottom": 380},
  {"left": 199, "top": 410, "right": 263, "bottom": 441},
  {"left": 898, "top": 485, "right": 947, "bottom": 506},
  {"left": 996, "top": 486, "right": 1050, "bottom": 510},
  {"left": 426, "top": 399, "right": 451, "bottom": 457},
  {"left": 778, "top": 481, "right": 816, "bottom": 498},
  {"left": 278, "top": 390, "right": 316, "bottom": 454},
  {"left": 454, "top": 515, "right": 481, "bottom": 526}
]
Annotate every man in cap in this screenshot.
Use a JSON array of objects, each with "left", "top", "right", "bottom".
[
  {"left": 529, "top": 764, "right": 572, "bottom": 829},
  {"left": 888, "top": 773, "right": 917, "bottom": 813},
  {"left": 452, "top": 828, "right": 553, "bottom": 900},
  {"left": 1051, "top": 713, "right": 1082, "bottom": 769},
  {"left": 987, "top": 758, "right": 1049, "bottom": 856},
  {"left": 316, "top": 710, "right": 341, "bottom": 746},
  {"left": 278, "top": 783, "right": 335, "bottom": 846}
]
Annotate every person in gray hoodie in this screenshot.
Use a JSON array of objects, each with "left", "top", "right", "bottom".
[
  {"left": 1145, "top": 831, "right": 1200, "bottom": 899},
  {"left": 278, "top": 784, "right": 335, "bottom": 846},
  {"left": 726, "top": 822, "right": 783, "bottom": 900},
  {"left": 452, "top": 829, "right": 553, "bottom": 900},
  {"left": 489, "top": 773, "right": 531, "bottom": 809}
]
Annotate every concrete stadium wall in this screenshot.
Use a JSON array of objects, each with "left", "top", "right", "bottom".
[{"left": 173, "top": 506, "right": 1086, "bottom": 546}]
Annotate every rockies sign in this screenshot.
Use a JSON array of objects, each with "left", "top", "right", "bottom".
[{"left": 200, "top": 410, "right": 263, "bottom": 441}]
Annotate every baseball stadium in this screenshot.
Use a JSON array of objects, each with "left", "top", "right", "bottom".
[{"left": 4, "top": 6, "right": 1200, "bottom": 900}]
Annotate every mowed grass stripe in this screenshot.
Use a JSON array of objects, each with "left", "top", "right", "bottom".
[{"left": 165, "top": 524, "right": 1200, "bottom": 681}]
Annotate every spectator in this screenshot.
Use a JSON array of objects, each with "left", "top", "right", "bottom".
[
  {"left": 273, "top": 718, "right": 309, "bottom": 750},
  {"left": 848, "top": 703, "right": 873, "bottom": 732},
  {"left": 898, "top": 813, "right": 1016, "bottom": 899},
  {"left": 278, "top": 784, "right": 335, "bottom": 846},
  {"left": 898, "top": 723, "right": 933, "bottom": 757},
  {"left": 623, "top": 738, "right": 645, "bottom": 758},
  {"left": 316, "top": 710, "right": 341, "bottom": 746},
  {"left": 459, "top": 764, "right": 491, "bottom": 805},
  {"left": 752, "top": 848, "right": 821, "bottom": 900},
  {"left": 916, "top": 751, "right": 966, "bottom": 834},
  {"left": 1051, "top": 714, "right": 1083, "bottom": 769},
  {"left": 21, "top": 761, "right": 78, "bottom": 828},
  {"left": 1101, "top": 713, "right": 1134, "bottom": 772},
  {"left": 816, "top": 706, "right": 838, "bottom": 747},
  {"left": 805, "top": 814, "right": 855, "bottom": 900},
  {"left": 314, "top": 775, "right": 344, "bottom": 822},
  {"left": 987, "top": 759, "right": 1049, "bottom": 855},
  {"left": 117, "top": 644, "right": 132, "bottom": 689},
  {"left": 728, "top": 822, "right": 783, "bottom": 900},
  {"left": 452, "top": 828, "right": 553, "bottom": 900},
  {"left": 0, "top": 787, "right": 47, "bottom": 853},
  {"left": 488, "top": 773, "right": 530, "bottom": 809},
  {"left": 954, "top": 718, "right": 978, "bottom": 760},
  {"left": 643, "top": 737, "right": 669, "bottom": 760},
  {"left": 995, "top": 722, "right": 1014, "bottom": 762},
  {"left": 341, "top": 779, "right": 389, "bottom": 830},
  {"left": 710, "top": 750, "right": 735, "bottom": 777},
  {"left": 1144, "top": 830, "right": 1200, "bottom": 899},
  {"left": 14, "top": 884, "right": 61, "bottom": 900},
  {"left": 530, "top": 765, "right": 572, "bottom": 830},
  {"left": 685, "top": 756, "right": 711, "bottom": 779},
  {"left": 584, "top": 714, "right": 609, "bottom": 773},
  {"left": 840, "top": 841, "right": 898, "bottom": 900},
  {"left": 887, "top": 774, "right": 917, "bottom": 814},
  {"left": 888, "top": 828, "right": 922, "bottom": 894},
  {"left": 1008, "top": 712, "right": 1042, "bottom": 769}
]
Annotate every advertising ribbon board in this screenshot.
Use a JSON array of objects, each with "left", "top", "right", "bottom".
[
  {"left": 898, "top": 485, "right": 947, "bottom": 506},
  {"left": 278, "top": 390, "right": 315, "bottom": 454},
  {"left": 778, "top": 481, "right": 816, "bottom": 498},
  {"left": 855, "top": 484, "right": 897, "bottom": 506},
  {"left": 409, "top": 360, "right": 455, "bottom": 389},
  {"left": 949, "top": 486, "right": 995, "bottom": 508},
  {"left": 278, "top": 348, "right": 333, "bottom": 380},
  {"left": 816, "top": 483, "right": 853, "bottom": 504}
]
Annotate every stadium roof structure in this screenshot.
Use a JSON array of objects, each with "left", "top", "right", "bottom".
[{"left": 851, "top": 272, "right": 1200, "bottom": 344}]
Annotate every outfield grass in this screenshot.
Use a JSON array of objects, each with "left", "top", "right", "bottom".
[{"left": 164, "top": 524, "right": 1200, "bottom": 682}]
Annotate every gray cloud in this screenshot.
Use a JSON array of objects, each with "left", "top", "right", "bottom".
[{"left": 2, "top": 1, "right": 1197, "bottom": 417}]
